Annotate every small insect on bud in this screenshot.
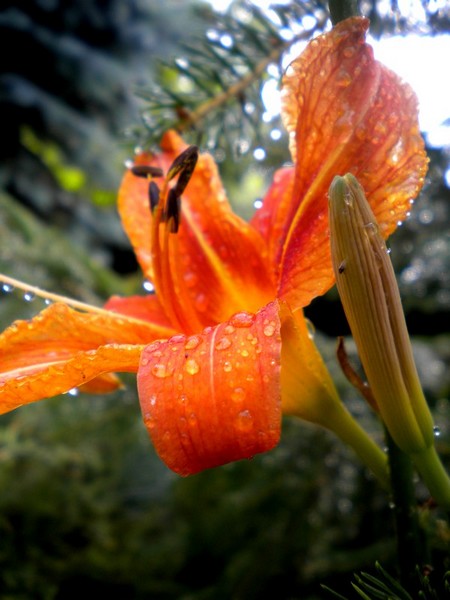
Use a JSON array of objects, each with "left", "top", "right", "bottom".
[{"left": 131, "top": 165, "right": 164, "bottom": 179}]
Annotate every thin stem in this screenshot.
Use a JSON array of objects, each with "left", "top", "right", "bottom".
[
  {"left": 0, "top": 273, "right": 151, "bottom": 326},
  {"left": 175, "top": 18, "right": 327, "bottom": 133},
  {"left": 322, "top": 401, "right": 390, "bottom": 489},
  {"left": 385, "top": 428, "right": 425, "bottom": 593},
  {"left": 328, "top": 0, "right": 360, "bottom": 25},
  {"left": 412, "top": 445, "right": 450, "bottom": 510}
]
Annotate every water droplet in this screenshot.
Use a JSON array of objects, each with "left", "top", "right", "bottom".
[
  {"left": 223, "top": 324, "right": 235, "bottom": 335},
  {"left": 143, "top": 280, "right": 155, "bottom": 293},
  {"left": 185, "top": 335, "right": 201, "bottom": 350},
  {"left": 44, "top": 298, "right": 52, "bottom": 305},
  {"left": 185, "top": 358, "right": 200, "bottom": 375},
  {"left": 215, "top": 336, "right": 232, "bottom": 350},
  {"left": 342, "top": 46, "right": 355, "bottom": 58},
  {"left": 230, "top": 312, "right": 254, "bottom": 328},
  {"left": 231, "top": 387, "right": 246, "bottom": 403},
  {"left": 24, "top": 292, "right": 36, "bottom": 302},
  {"left": 194, "top": 293, "right": 208, "bottom": 312},
  {"left": 151, "top": 363, "right": 173, "bottom": 378},
  {"left": 336, "top": 69, "right": 352, "bottom": 87},
  {"left": 433, "top": 425, "right": 441, "bottom": 437},
  {"left": 183, "top": 272, "right": 199, "bottom": 288},
  {"left": 364, "top": 222, "right": 378, "bottom": 235},
  {"left": 305, "top": 319, "right": 315, "bottom": 339},
  {"left": 66, "top": 388, "right": 79, "bottom": 396},
  {"left": 223, "top": 361, "right": 232, "bottom": 373},
  {"left": 177, "top": 394, "right": 187, "bottom": 405},
  {"left": 263, "top": 323, "right": 276, "bottom": 337},
  {"left": 240, "top": 349, "right": 249, "bottom": 357},
  {"left": 149, "top": 394, "right": 157, "bottom": 406},
  {"left": 253, "top": 198, "right": 263, "bottom": 209},
  {"left": 253, "top": 147, "right": 266, "bottom": 161},
  {"left": 236, "top": 409, "right": 253, "bottom": 432},
  {"left": 1, "top": 283, "right": 14, "bottom": 293}
]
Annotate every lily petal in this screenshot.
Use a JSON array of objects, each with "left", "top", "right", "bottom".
[
  {"left": 138, "top": 301, "right": 282, "bottom": 476},
  {"left": 119, "top": 131, "right": 275, "bottom": 332},
  {"left": 105, "top": 294, "right": 176, "bottom": 329},
  {"left": 0, "top": 302, "right": 174, "bottom": 413},
  {"left": 257, "top": 17, "right": 428, "bottom": 308}
]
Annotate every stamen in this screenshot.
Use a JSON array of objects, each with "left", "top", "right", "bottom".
[
  {"left": 149, "top": 181, "right": 160, "bottom": 212},
  {"left": 131, "top": 165, "right": 164, "bottom": 178},
  {"left": 165, "top": 189, "right": 181, "bottom": 233},
  {"left": 166, "top": 145, "right": 199, "bottom": 183}
]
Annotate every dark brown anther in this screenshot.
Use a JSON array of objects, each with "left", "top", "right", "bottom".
[
  {"left": 131, "top": 165, "right": 164, "bottom": 179},
  {"left": 148, "top": 181, "right": 160, "bottom": 212},
  {"left": 167, "top": 145, "right": 199, "bottom": 186},
  {"left": 166, "top": 188, "right": 181, "bottom": 233}
]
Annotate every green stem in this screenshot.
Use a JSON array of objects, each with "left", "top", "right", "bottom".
[
  {"left": 323, "top": 402, "right": 390, "bottom": 489},
  {"left": 412, "top": 445, "right": 450, "bottom": 510},
  {"left": 386, "top": 429, "right": 425, "bottom": 593},
  {"left": 328, "top": 0, "right": 360, "bottom": 25}
]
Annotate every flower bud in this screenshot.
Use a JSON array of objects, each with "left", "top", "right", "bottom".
[{"left": 328, "top": 174, "right": 434, "bottom": 454}]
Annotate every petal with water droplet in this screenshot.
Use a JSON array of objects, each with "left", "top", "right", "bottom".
[
  {"left": 138, "top": 301, "right": 283, "bottom": 476},
  {"left": 253, "top": 17, "right": 427, "bottom": 309},
  {"left": 0, "top": 302, "right": 159, "bottom": 413}
]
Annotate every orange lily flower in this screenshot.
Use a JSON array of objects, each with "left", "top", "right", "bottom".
[{"left": 0, "top": 18, "right": 427, "bottom": 476}]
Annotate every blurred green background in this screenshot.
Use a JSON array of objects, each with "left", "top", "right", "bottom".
[{"left": 0, "top": 1, "right": 449, "bottom": 598}]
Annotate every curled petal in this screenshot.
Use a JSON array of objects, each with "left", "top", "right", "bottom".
[
  {"left": 267, "top": 17, "right": 428, "bottom": 308},
  {"left": 0, "top": 302, "right": 173, "bottom": 413},
  {"left": 138, "top": 301, "right": 282, "bottom": 476}
]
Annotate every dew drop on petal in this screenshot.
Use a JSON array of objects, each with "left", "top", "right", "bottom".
[
  {"left": 231, "top": 387, "right": 246, "bottom": 403},
  {"left": 236, "top": 409, "right": 253, "bottom": 432},
  {"left": 194, "top": 293, "right": 208, "bottom": 312},
  {"left": 223, "top": 324, "right": 235, "bottom": 335},
  {"left": 230, "top": 312, "right": 255, "bottom": 328},
  {"left": 263, "top": 323, "right": 276, "bottom": 337},
  {"left": 223, "top": 361, "right": 232, "bottom": 373},
  {"left": 215, "top": 336, "right": 232, "bottom": 350},
  {"left": 305, "top": 318, "right": 315, "bottom": 339},
  {"left": 185, "top": 358, "right": 200, "bottom": 375},
  {"left": 151, "top": 363, "right": 173, "bottom": 378},
  {"left": 185, "top": 335, "right": 201, "bottom": 350}
]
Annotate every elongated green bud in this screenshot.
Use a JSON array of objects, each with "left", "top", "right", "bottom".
[{"left": 328, "top": 174, "right": 434, "bottom": 454}]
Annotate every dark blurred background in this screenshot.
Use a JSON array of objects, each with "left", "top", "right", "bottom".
[{"left": 0, "top": 1, "right": 449, "bottom": 598}]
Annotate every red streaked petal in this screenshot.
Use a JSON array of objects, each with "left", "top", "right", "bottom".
[
  {"left": 250, "top": 167, "right": 295, "bottom": 282},
  {"left": 170, "top": 149, "right": 274, "bottom": 329},
  {"left": 0, "top": 301, "right": 175, "bottom": 413},
  {"left": 266, "top": 17, "right": 428, "bottom": 308},
  {"left": 137, "top": 301, "right": 282, "bottom": 476},
  {"left": 0, "top": 343, "right": 143, "bottom": 414},
  {"left": 104, "top": 294, "right": 175, "bottom": 330}
]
